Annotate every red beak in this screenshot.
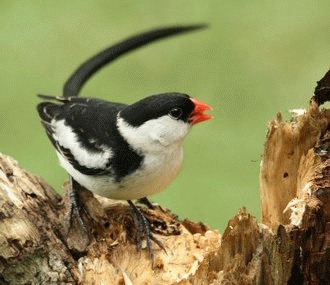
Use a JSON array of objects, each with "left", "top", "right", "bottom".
[{"left": 189, "top": 98, "right": 213, "bottom": 125}]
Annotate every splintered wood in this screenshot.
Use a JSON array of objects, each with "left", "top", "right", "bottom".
[
  {"left": 260, "top": 101, "right": 330, "bottom": 228},
  {"left": 1, "top": 71, "right": 330, "bottom": 284}
]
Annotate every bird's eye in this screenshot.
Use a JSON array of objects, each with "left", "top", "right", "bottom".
[{"left": 169, "top": 107, "right": 183, "bottom": 119}]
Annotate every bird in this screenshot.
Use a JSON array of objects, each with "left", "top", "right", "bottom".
[{"left": 37, "top": 24, "right": 212, "bottom": 260}]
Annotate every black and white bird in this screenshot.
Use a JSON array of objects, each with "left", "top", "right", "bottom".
[{"left": 37, "top": 25, "right": 212, "bottom": 258}]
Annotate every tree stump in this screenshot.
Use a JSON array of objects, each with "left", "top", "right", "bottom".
[{"left": 0, "top": 71, "right": 329, "bottom": 284}]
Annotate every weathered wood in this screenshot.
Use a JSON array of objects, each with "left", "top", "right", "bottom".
[
  {"left": 258, "top": 99, "right": 330, "bottom": 284},
  {"left": 1, "top": 72, "right": 329, "bottom": 284},
  {"left": 0, "top": 154, "right": 222, "bottom": 284}
]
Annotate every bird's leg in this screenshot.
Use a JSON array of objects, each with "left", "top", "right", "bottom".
[
  {"left": 128, "top": 200, "right": 151, "bottom": 253},
  {"left": 137, "top": 197, "right": 155, "bottom": 209},
  {"left": 127, "top": 200, "right": 166, "bottom": 261},
  {"left": 67, "top": 176, "right": 88, "bottom": 233}
]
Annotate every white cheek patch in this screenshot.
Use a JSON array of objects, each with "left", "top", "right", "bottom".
[
  {"left": 52, "top": 119, "right": 113, "bottom": 169},
  {"left": 117, "top": 114, "right": 191, "bottom": 152}
]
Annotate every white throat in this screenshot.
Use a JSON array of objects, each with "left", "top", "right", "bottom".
[{"left": 116, "top": 113, "right": 191, "bottom": 153}]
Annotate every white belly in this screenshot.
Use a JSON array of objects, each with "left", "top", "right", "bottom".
[{"left": 57, "top": 146, "right": 183, "bottom": 200}]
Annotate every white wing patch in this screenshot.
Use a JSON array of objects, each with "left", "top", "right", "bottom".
[{"left": 52, "top": 119, "right": 113, "bottom": 169}]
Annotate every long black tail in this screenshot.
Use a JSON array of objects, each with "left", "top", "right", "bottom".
[{"left": 63, "top": 24, "right": 207, "bottom": 97}]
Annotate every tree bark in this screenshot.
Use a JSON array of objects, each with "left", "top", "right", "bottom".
[{"left": 1, "top": 72, "right": 329, "bottom": 284}]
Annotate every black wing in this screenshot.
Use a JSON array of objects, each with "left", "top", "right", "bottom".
[{"left": 37, "top": 95, "right": 143, "bottom": 179}]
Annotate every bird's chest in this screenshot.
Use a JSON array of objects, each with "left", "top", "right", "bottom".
[
  {"left": 141, "top": 146, "right": 183, "bottom": 185},
  {"left": 115, "top": 145, "right": 184, "bottom": 199}
]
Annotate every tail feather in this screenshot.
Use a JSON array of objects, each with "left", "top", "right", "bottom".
[{"left": 63, "top": 24, "right": 207, "bottom": 97}]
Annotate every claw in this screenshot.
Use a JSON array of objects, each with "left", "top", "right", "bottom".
[
  {"left": 67, "top": 176, "right": 88, "bottom": 233},
  {"left": 127, "top": 200, "right": 165, "bottom": 261},
  {"left": 150, "top": 235, "right": 167, "bottom": 255}
]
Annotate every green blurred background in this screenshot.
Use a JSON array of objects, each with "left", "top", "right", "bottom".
[{"left": 0, "top": 1, "right": 329, "bottom": 231}]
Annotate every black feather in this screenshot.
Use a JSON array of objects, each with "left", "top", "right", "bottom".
[
  {"left": 63, "top": 24, "right": 207, "bottom": 97},
  {"left": 121, "top": 93, "right": 194, "bottom": 127},
  {"left": 37, "top": 96, "right": 143, "bottom": 180}
]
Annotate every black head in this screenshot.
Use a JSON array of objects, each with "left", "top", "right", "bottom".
[{"left": 121, "top": 93, "right": 195, "bottom": 127}]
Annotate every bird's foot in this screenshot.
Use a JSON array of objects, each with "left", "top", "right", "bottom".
[
  {"left": 64, "top": 177, "right": 93, "bottom": 253},
  {"left": 67, "top": 177, "right": 89, "bottom": 234},
  {"left": 67, "top": 190, "right": 88, "bottom": 233},
  {"left": 127, "top": 200, "right": 166, "bottom": 262}
]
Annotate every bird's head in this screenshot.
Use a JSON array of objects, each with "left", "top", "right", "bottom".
[{"left": 117, "top": 93, "right": 212, "bottom": 152}]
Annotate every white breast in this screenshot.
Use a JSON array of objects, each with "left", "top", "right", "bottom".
[
  {"left": 111, "top": 144, "right": 184, "bottom": 199},
  {"left": 57, "top": 145, "right": 183, "bottom": 200}
]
